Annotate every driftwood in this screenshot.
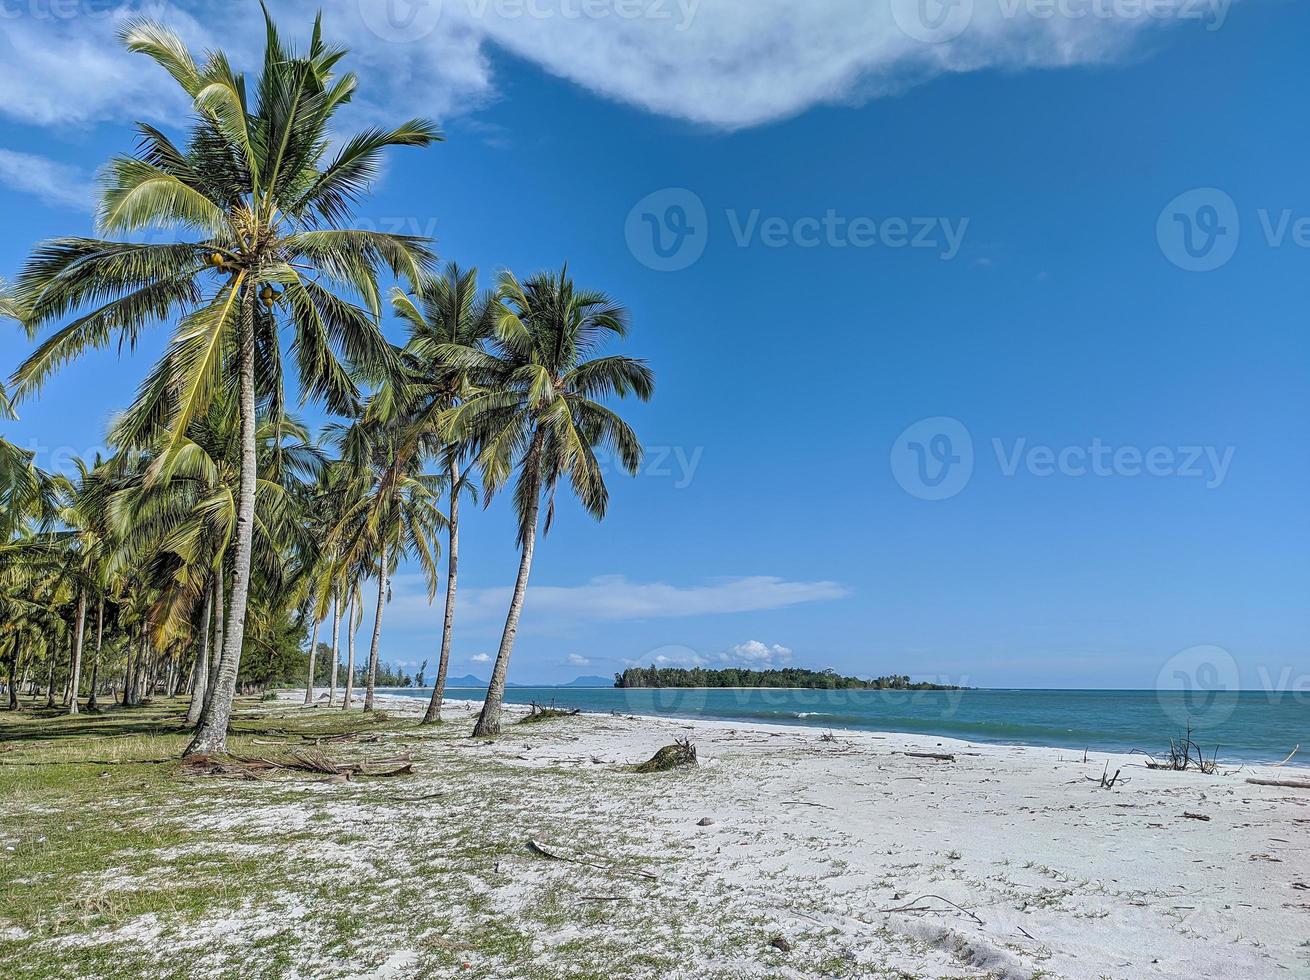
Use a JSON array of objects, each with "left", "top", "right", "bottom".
[
  {"left": 527, "top": 839, "right": 658, "bottom": 881},
  {"left": 901, "top": 751, "right": 955, "bottom": 762},
  {"left": 633, "top": 738, "right": 697, "bottom": 773},
  {"left": 1087, "top": 761, "right": 1126, "bottom": 789},
  {"left": 520, "top": 701, "right": 583, "bottom": 724},
  {"left": 1135, "top": 725, "right": 1219, "bottom": 774},
  {"left": 1274, "top": 745, "right": 1300, "bottom": 767},
  {"left": 1246, "top": 777, "right": 1310, "bottom": 790},
  {"left": 1181, "top": 812, "right": 1211, "bottom": 822}
]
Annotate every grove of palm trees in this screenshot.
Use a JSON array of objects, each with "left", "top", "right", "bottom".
[{"left": 0, "top": 13, "right": 653, "bottom": 748}]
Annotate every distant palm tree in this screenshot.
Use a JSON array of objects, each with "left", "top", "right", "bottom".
[
  {"left": 454, "top": 269, "right": 654, "bottom": 737},
  {"left": 9, "top": 13, "right": 439, "bottom": 755},
  {"left": 393, "top": 264, "right": 496, "bottom": 724},
  {"left": 324, "top": 408, "right": 444, "bottom": 712}
]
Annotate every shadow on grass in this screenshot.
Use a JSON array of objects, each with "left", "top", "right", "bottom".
[{"left": 0, "top": 699, "right": 194, "bottom": 744}]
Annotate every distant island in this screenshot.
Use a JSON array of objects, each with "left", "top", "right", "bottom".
[{"left": 613, "top": 667, "right": 967, "bottom": 690}]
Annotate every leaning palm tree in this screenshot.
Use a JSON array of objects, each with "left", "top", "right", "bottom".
[
  {"left": 393, "top": 264, "right": 495, "bottom": 724},
  {"left": 455, "top": 268, "right": 654, "bottom": 737},
  {"left": 10, "top": 13, "right": 439, "bottom": 755}
]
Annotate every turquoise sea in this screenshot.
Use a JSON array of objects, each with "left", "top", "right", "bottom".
[{"left": 381, "top": 687, "right": 1309, "bottom": 765}]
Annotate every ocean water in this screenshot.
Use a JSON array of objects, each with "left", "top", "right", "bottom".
[{"left": 379, "top": 686, "right": 1309, "bottom": 764}]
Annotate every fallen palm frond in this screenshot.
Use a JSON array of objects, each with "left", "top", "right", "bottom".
[
  {"left": 633, "top": 738, "right": 696, "bottom": 773},
  {"left": 184, "top": 750, "right": 413, "bottom": 780}
]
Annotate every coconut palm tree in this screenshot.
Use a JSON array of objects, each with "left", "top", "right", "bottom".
[
  {"left": 10, "top": 12, "right": 439, "bottom": 755},
  {"left": 453, "top": 268, "right": 654, "bottom": 737},
  {"left": 110, "top": 400, "right": 321, "bottom": 722},
  {"left": 324, "top": 408, "right": 444, "bottom": 712},
  {"left": 392, "top": 264, "right": 496, "bottom": 724}
]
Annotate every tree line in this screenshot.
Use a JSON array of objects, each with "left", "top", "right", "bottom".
[
  {"left": 0, "top": 11, "right": 653, "bottom": 750},
  {"left": 613, "top": 667, "right": 965, "bottom": 690}
]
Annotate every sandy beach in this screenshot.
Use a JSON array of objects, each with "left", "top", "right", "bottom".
[
  {"left": 4, "top": 691, "right": 1309, "bottom": 979},
  {"left": 263, "top": 692, "right": 1309, "bottom": 979}
]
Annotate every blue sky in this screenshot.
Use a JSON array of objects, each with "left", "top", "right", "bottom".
[{"left": 1, "top": 0, "right": 1307, "bottom": 689}]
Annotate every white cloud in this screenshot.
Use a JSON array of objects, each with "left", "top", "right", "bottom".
[
  {"left": 393, "top": 574, "right": 848, "bottom": 626},
  {"left": 565, "top": 653, "right": 591, "bottom": 668},
  {"left": 0, "top": 149, "right": 96, "bottom": 212},
  {"left": 643, "top": 639, "right": 794, "bottom": 668},
  {"left": 376, "top": 574, "right": 847, "bottom": 637},
  {"left": 470, "top": 652, "right": 492, "bottom": 663},
  {"left": 726, "top": 640, "right": 792, "bottom": 665},
  {"left": 0, "top": 0, "right": 1229, "bottom": 132}
]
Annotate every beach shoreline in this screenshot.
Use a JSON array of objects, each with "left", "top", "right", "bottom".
[{"left": 278, "top": 689, "right": 1310, "bottom": 978}]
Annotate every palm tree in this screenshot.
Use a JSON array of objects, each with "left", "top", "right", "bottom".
[
  {"left": 10, "top": 13, "right": 439, "bottom": 755},
  {"left": 51, "top": 456, "right": 119, "bottom": 714},
  {"left": 110, "top": 401, "right": 320, "bottom": 721},
  {"left": 455, "top": 268, "right": 653, "bottom": 737},
  {"left": 392, "top": 264, "right": 495, "bottom": 724},
  {"left": 324, "top": 408, "right": 444, "bottom": 712}
]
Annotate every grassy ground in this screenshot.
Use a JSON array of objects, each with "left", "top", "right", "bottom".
[{"left": 0, "top": 698, "right": 854, "bottom": 980}]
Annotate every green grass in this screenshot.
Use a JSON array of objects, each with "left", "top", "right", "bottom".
[{"left": 0, "top": 698, "right": 911, "bottom": 979}]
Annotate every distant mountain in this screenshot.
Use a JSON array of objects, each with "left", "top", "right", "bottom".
[
  {"left": 444, "top": 674, "right": 488, "bottom": 688},
  {"left": 559, "top": 675, "right": 615, "bottom": 688}
]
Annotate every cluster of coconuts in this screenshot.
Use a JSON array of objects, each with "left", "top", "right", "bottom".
[{"left": 208, "top": 252, "right": 279, "bottom": 307}]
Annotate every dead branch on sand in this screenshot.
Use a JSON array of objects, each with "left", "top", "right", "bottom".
[
  {"left": 527, "top": 839, "right": 658, "bottom": 881},
  {"left": 1087, "top": 761, "right": 1127, "bottom": 789},
  {"left": 877, "top": 894, "right": 983, "bottom": 925},
  {"left": 1134, "top": 725, "right": 1219, "bottom": 774}
]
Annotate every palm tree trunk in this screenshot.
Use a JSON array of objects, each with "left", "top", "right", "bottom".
[
  {"left": 472, "top": 460, "right": 543, "bottom": 738},
  {"left": 5, "top": 650, "right": 16, "bottom": 711},
  {"left": 304, "top": 610, "right": 321, "bottom": 705},
  {"left": 186, "top": 585, "right": 213, "bottom": 726},
  {"left": 342, "top": 592, "right": 357, "bottom": 709},
  {"left": 364, "top": 538, "right": 388, "bottom": 712},
  {"left": 45, "top": 644, "right": 57, "bottom": 709},
  {"left": 201, "top": 568, "right": 225, "bottom": 720},
  {"left": 423, "top": 459, "right": 460, "bottom": 725},
  {"left": 87, "top": 601, "right": 103, "bottom": 711},
  {"left": 67, "top": 591, "right": 87, "bottom": 715},
  {"left": 327, "top": 593, "right": 340, "bottom": 705},
  {"left": 186, "top": 290, "right": 258, "bottom": 757}
]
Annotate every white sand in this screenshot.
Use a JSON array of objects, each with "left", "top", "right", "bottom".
[{"left": 324, "top": 691, "right": 1310, "bottom": 979}]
